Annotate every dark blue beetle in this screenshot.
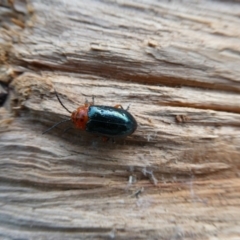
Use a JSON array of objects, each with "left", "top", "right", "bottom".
[{"left": 43, "top": 90, "right": 137, "bottom": 139}]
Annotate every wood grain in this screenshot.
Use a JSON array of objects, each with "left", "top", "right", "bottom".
[{"left": 0, "top": 0, "right": 240, "bottom": 239}]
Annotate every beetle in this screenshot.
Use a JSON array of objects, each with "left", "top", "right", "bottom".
[{"left": 43, "top": 89, "right": 137, "bottom": 139}]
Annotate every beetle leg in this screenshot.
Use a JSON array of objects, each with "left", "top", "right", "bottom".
[
  {"left": 115, "top": 104, "right": 131, "bottom": 111},
  {"left": 102, "top": 136, "right": 109, "bottom": 142},
  {"left": 84, "top": 98, "right": 89, "bottom": 107},
  {"left": 61, "top": 126, "right": 73, "bottom": 136},
  {"left": 85, "top": 96, "right": 95, "bottom": 106},
  {"left": 114, "top": 104, "right": 123, "bottom": 109},
  {"left": 126, "top": 104, "right": 131, "bottom": 111},
  {"left": 91, "top": 96, "right": 95, "bottom": 105}
]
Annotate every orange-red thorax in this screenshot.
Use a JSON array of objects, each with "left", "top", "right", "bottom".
[{"left": 71, "top": 105, "right": 89, "bottom": 130}]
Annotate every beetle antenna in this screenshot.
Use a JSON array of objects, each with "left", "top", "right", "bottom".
[
  {"left": 42, "top": 119, "right": 71, "bottom": 134},
  {"left": 54, "top": 88, "right": 72, "bottom": 114}
]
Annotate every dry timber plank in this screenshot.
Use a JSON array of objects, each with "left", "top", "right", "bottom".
[{"left": 0, "top": 0, "right": 240, "bottom": 239}]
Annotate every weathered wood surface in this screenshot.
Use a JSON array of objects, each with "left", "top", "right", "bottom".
[{"left": 1, "top": 0, "right": 240, "bottom": 239}]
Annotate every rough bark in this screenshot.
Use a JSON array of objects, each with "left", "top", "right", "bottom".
[{"left": 0, "top": 0, "right": 240, "bottom": 239}]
